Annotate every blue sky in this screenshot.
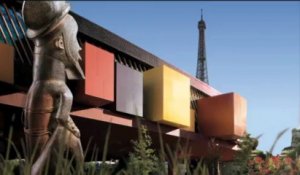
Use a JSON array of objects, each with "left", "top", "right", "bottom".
[{"left": 71, "top": 2, "right": 300, "bottom": 155}]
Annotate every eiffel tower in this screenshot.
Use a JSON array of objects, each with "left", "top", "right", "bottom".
[{"left": 196, "top": 9, "right": 209, "bottom": 84}]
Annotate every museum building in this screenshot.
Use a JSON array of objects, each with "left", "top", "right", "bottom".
[{"left": 0, "top": 1, "right": 247, "bottom": 169}]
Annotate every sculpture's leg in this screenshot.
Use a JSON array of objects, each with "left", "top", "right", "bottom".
[
  {"left": 65, "top": 117, "right": 84, "bottom": 164},
  {"left": 24, "top": 113, "right": 51, "bottom": 163},
  {"left": 24, "top": 132, "right": 49, "bottom": 167},
  {"left": 67, "top": 132, "right": 84, "bottom": 171},
  {"left": 31, "top": 126, "right": 63, "bottom": 175},
  {"left": 31, "top": 124, "right": 84, "bottom": 175},
  {"left": 60, "top": 117, "right": 84, "bottom": 172}
]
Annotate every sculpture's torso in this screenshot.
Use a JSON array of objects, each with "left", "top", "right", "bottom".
[
  {"left": 24, "top": 54, "right": 73, "bottom": 159},
  {"left": 25, "top": 80, "right": 72, "bottom": 128}
]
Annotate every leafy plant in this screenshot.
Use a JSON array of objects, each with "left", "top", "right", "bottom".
[
  {"left": 237, "top": 133, "right": 259, "bottom": 174},
  {"left": 126, "top": 125, "right": 160, "bottom": 175}
]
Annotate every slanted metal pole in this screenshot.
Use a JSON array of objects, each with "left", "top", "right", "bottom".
[{"left": 3, "top": 3, "right": 31, "bottom": 65}]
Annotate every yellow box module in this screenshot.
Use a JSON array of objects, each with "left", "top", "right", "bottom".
[
  {"left": 143, "top": 65, "right": 191, "bottom": 127},
  {"left": 182, "top": 109, "right": 195, "bottom": 132}
]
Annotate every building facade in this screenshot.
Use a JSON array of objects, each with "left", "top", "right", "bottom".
[{"left": 0, "top": 1, "right": 247, "bottom": 173}]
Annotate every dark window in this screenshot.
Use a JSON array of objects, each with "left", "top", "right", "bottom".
[
  {"left": 0, "top": 3, "right": 32, "bottom": 65},
  {"left": 0, "top": 4, "right": 26, "bottom": 44}
]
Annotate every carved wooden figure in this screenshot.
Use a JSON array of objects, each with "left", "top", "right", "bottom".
[{"left": 22, "top": 1, "right": 84, "bottom": 174}]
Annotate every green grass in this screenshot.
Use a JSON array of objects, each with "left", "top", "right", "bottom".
[{"left": 0, "top": 115, "right": 213, "bottom": 175}]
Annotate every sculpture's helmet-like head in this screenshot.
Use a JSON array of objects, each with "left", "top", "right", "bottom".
[
  {"left": 22, "top": 1, "right": 70, "bottom": 39},
  {"left": 22, "top": 1, "right": 85, "bottom": 80}
]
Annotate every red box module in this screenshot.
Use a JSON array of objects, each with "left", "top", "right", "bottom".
[{"left": 74, "top": 42, "right": 114, "bottom": 106}]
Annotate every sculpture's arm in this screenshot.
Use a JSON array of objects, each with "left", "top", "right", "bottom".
[
  {"left": 54, "top": 87, "right": 73, "bottom": 122},
  {"left": 53, "top": 86, "right": 80, "bottom": 138}
]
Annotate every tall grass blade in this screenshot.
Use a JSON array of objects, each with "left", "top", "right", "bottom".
[
  {"left": 102, "top": 124, "right": 111, "bottom": 163},
  {"left": 269, "top": 128, "right": 289, "bottom": 154}
]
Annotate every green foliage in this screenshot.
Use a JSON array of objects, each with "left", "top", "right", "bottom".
[
  {"left": 189, "top": 159, "right": 209, "bottom": 175},
  {"left": 0, "top": 121, "right": 211, "bottom": 175},
  {"left": 223, "top": 129, "right": 294, "bottom": 175},
  {"left": 222, "top": 133, "right": 258, "bottom": 175},
  {"left": 84, "top": 161, "right": 117, "bottom": 175},
  {"left": 126, "top": 125, "right": 160, "bottom": 175}
]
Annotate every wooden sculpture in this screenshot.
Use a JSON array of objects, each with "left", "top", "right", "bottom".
[{"left": 22, "top": 1, "right": 84, "bottom": 174}]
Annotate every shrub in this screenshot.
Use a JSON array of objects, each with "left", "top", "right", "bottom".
[{"left": 126, "top": 125, "right": 160, "bottom": 175}]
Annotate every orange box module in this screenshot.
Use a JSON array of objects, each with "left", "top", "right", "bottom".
[
  {"left": 75, "top": 42, "right": 114, "bottom": 106},
  {"left": 143, "top": 65, "right": 191, "bottom": 127},
  {"left": 0, "top": 43, "right": 14, "bottom": 84},
  {"left": 197, "top": 92, "right": 247, "bottom": 140}
]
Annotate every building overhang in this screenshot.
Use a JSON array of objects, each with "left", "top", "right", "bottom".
[{"left": 0, "top": 92, "right": 237, "bottom": 161}]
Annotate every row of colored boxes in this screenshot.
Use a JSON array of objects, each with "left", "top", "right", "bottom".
[
  {"left": 76, "top": 42, "right": 192, "bottom": 126},
  {"left": 0, "top": 42, "right": 246, "bottom": 140},
  {"left": 73, "top": 42, "right": 247, "bottom": 139}
]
